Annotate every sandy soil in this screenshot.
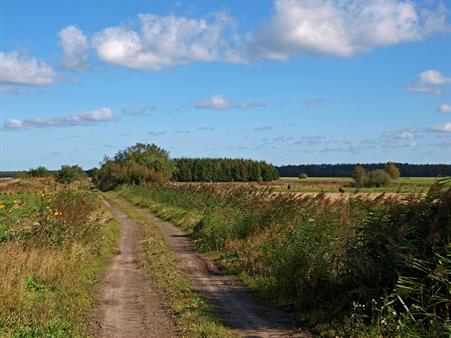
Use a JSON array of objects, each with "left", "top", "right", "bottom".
[
  {"left": 93, "top": 198, "right": 176, "bottom": 338},
  {"left": 115, "top": 198, "right": 310, "bottom": 338}
]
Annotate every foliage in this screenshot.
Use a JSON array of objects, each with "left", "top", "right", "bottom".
[
  {"left": 385, "top": 163, "right": 401, "bottom": 179},
  {"left": 118, "top": 182, "right": 450, "bottom": 336},
  {"left": 27, "top": 166, "right": 52, "bottom": 178},
  {"left": 367, "top": 169, "right": 391, "bottom": 187},
  {"left": 56, "top": 165, "right": 87, "bottom": 184},
  {"left": 173, "top": 158, "right": 279, "bottom": 182},
  {"left": 352, "top": 165, "right": 367, "bottom": 187},
  {"left": 93, "top": 143, "right": 174, "bottom": 191}
]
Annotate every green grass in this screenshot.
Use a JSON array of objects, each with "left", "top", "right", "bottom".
[{"left": 105, "top": 192, "right": 235, "bottom": 338}]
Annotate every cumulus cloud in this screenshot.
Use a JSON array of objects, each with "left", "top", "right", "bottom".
[
  {"left": 3, "top": 107, "right": 115, "bottom": 130},
  {"left": 195, "top": 94, "right": 266, "bottom": 110},
  {"left": 58, "top": 25, "right": 89, "bottom": 71},
  {"left": 248, "top": 0, "right": 449, "bottom": 59},
  {"left": 438, "top": 104, "right": 451, "bottom": 113},
  {"left": 91, "top": 12, "right": 242, "bottom": 70},
  {"left": 0, "top": 51, "right": 55, "bottom": 85},
  {"left": 408, "top": 70, "right": 451, "bottom": 94},
  {"left": 433, "top": 122, "right": 451, "bottom": 133}
]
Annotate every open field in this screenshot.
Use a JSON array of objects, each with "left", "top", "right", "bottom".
[{"left": 266, "top": 176, "right": 450, "bottom": 193}]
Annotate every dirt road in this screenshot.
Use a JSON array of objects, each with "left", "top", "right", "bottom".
[
  {"left": 93, "top": 198, "right": 176, "bottom": 338},
  {"left": 112, "top": 197, "right": 310, "bottom": 338}
]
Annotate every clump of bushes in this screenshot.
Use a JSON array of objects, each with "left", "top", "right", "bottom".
[
  {"left": 93, "top": 143, "right": 174, "bottom": 191},
  {"left": 56, "top": 165, "right": 86, "bottom": 184},
  {"left": 352, "top": 163, "right": 399, "bottom": 188}
]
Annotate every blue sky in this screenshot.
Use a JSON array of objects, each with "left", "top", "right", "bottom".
[{"left": 0, "top": 0, "right": 450, "bottom": 170}]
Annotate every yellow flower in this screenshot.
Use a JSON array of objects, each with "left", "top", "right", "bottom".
[
  {"left": 0, "top": 204, "right": 5, "bottom": 209},
  {"left": 53, "top": 210, "right": 59, "bottom": 216},
  {"left": 13, "top": 200, "right": 17, "bottom": 204}
]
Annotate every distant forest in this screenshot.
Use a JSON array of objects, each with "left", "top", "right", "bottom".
[{"left": 277, "top": 163, "right": 451, "bottom": 177}]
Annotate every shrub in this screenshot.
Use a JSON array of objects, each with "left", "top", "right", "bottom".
[
  {"left": 28, "top": 166, "right": 51, "bottom": 178},
  {"left": 368, "top": 169, "right": 391, "bottom": 187},
  {"left": 298, "top": 172, "right": 308, "bottom": 179},
  {"left": 56, "top": 165, "right": 86, "bottom": 184},
  {"left": 352, "top": 165, "right": 368, "bottom": 187},
  {"left": 385, "top": 163, "right": 401, "bottom": 179}
]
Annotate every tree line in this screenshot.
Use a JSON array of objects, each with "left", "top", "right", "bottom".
[
  {"left": 92, "top": 143, "right": 279, "bottom": 191},
  {"left": 278, "top": 163, "right": 451, "bottom": 177},
  {"left": 173, "top": 158, "right": 279, "bottom": 182}
]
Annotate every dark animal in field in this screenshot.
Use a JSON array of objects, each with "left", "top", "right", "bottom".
[
  {"left": 338, "top": 187, "right": 345, "bottom": 193},
  {"left": 287, "top": 184, "right": 291, "bottom": 190}
]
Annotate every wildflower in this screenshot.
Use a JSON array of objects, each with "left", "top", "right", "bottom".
[
  {"left": 0, "top": 204, "right": 5, "bottom": 209},
  {"left": 53, "top": 210, "right": 59, "bottom": 216}
]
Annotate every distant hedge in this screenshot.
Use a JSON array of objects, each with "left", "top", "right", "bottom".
[{"left": 173, "top": 158, "right": 279, "bottom": 182}]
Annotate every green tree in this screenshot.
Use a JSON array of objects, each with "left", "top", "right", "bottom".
[
  {"left": 385, "top": 163, "right": 400, "bottom": 179},
  {"left": 352, "top": 165, "right": 368, "bottom": 187}
]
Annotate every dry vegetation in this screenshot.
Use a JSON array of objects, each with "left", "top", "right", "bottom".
[
  {"left": 118, "top": 181, "right": 450, "bottom": 337},
  {"left": 0, "top": 180, "right": 119, "bottom": 337}
]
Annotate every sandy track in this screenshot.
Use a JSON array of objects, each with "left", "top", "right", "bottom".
[
  {"left": 113, "top": 198, "right": 310, "bottom": 338},
  {"left": 93, "top": 198, "right": 176, "bottom": 338}
]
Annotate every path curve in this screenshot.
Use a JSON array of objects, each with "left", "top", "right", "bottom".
[
  {"left": 93, "top": 198, "right": 176, "bottom": 338},
  {"left": 112, "top": 197, "right": 310, "bottom": 338}
]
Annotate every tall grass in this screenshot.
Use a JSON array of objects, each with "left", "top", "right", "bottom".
[
  {"left": 118, "top": 182, "right": 450, "bottom": 336},
  {"left": 0, "top": 189, "right": 119, "bottom": 336}
]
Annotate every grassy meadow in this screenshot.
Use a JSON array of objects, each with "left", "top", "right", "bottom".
[{"left": 0, "top": 178, "right": 119, "bottom": 337}]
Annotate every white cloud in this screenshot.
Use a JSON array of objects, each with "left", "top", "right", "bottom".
[
  {"left": 249, "top": 0, "right": 449, "bottom": 59},
  {"left": 438, "top": 104, "right": 451, "bottom": 113},
  {"left": 59, "top": 25, "right": 89, "bottom": 71},
  {"left": 383, "top": 128, "right": 417, "bottom": 147},
  {"left": 195, "top": 94, "right": 267, "bottom": 110},
  {"left": 3, "top": 119, "right": 25, "bottom": 129},
  {"left": 433, "top": 122, "right": 451, "bottom": 133},
  {"left": 3, "top": 107, "right": 115, "bottom": 129},
  {"left": 0, "top": 51, "right": 55, "bottom": 85},
  {"left": 408, "top": 70, "right": 451, "bottom": 94},
  {"left": 92, "top": 12, "right": 241, "bottom": 70},
  {"left": 195, "top": 94, "right": 231, "bottom": 109}
]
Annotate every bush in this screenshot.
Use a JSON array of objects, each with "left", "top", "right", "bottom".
[
  {"left": 28, "top": 166, "right": 51, "bottom": 178},
  {"left": 93, "top": 143, "right": 173, "bottom": 191},
  {"left": 56, "top": 165, "right": 86, "bottom": 184},
  {"left": 298, "top": 172, "right": 308, "bottom": 179},
  {"left": 368, "top": 169, "right": 391, "bottom": 187},
  {"left": 352, "top": 165, "right": 368, "bottom": 187}
]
